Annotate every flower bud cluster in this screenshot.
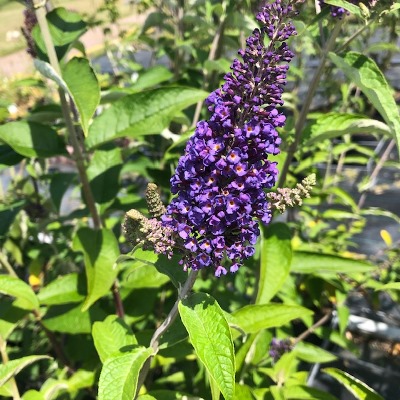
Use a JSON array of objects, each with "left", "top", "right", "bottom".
[
  {"left": 269, "top": 338, "right": 293, "bottom": 362},
  {"left": 267, "top": 173, "right": 316, "bottom": 213},
  {"left": 21, "top": 1, "right": 38, "bottom": 58},
  {"left": 123, "top": 209, "right": 175, "bottom": 257},
  {"left": 161, "top": 0, "right": 302, "bottom": 276}
]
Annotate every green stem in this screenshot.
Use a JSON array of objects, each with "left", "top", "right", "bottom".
[
  {"left": 0, "top": 252, "right": 18, "bottom": 278},
  {"left": 0, "top": 337, "right": 21, "bottom": 400},
  {"left": 33, "top": 0, "right": 125, "bottom": 318},
  {"left": 192, "top": 9, "right": 228, "bottom": 127},
  {"left": 357, "top": 139, "right": 395, "bottom": 209},
  {"left": 277, "top": 19, "right": 345, "bottom": 187},
  {"left": 135, "top": 269, "right": 199, "bottom": 398}
]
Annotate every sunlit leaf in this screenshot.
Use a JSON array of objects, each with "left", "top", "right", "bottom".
[
  {"left": 87, "top": 87, "right": 208, "bottom": 148},
  {"left": 0, "top": 275, "right": 39, "bottom": 311},
  {"left": 329, "top": 52, "right": 400, "bottom": 155},
  {"left": 232, "top": 304, "right": 313, "bottom": 334},
  {"left": 291, "top": 252, "right": 375, "bottom": 274},
  {"left": 62, "top": 57, "right": 100, "bottom": 136},
  {"left": 323, "top": 368, "right": 384, "bottom": 400},
  {"left": 179, "top": 293, "right": 235, "bottom": 400},
  {"left": 256, "top": 223, "right": 292, "bottom": 304},
  {"left": 37, "top": 273, "right": 86, "bottom": 306},
  {"left": 98, "top": 347, "right": 154, "bottom": 400},
  {"left": 93, "top": 315, "right": 138, "bottom": 363},
  {"left": 72, "top": 227, "right": 120, "bottom": 311},
  {"left": 0, "top": 356, "right": 50, "bottom": 386}
]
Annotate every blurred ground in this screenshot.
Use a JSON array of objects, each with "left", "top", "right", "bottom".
[{"left": 0, "top": 0, "right": 145, "bottom": 77}]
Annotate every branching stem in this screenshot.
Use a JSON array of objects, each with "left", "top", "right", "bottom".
[
  {"left": 135, "top": 270, "right": 199, "bottom": 398},
  {"left": 33, "top": 1, "right": 125, "bottom": 318},
  {"left": 278, "top": 18, "right": 344, "bottom": 187}
]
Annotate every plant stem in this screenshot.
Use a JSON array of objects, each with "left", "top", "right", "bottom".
[
  {"left": 357, "top": 139, "right": 395, "bottom": 209},
  {"left": 192, "top": 11, "right": 227, "bottom": 127},
  {"left": 277, "top": 19, "right": 344, "bottom": 187},
  {"left": 32, "top": 310, "right": 75, "bottom": 373},
  {"left": 135, "top": 269, "right": 199, "bottom": 398},
  {"left": 0, "top": 337, "right": 21, "bottom": 400},
  {"left": 33, "top": 0, "right": 125, "bottom": 318},
  {"left": 292, "top": 310, "right": 332, "bottom": 345},
  {"left": 0, "top": 252, "right": 18, "bottom": 278}
]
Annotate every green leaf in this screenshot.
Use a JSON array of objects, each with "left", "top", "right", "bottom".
[
  {"left": 98, "top": 347, "right": 154, "bottom": 400},
  {"left": 291, "top": 252, "right": 375, "bottom": 274},
  {"left": 179, "top": 293, "right": 235, "bottom": 400},
  {"left": 234, "top": 384, "right": 254, "bottom": 400},
  {"left": 0, "top": 275, "right": 39, "bottom": 310},
  {"left": 232, "top": 304, "right": 313, "bottom": 334},
  {"left": 49, "top": 172, "right": 76, "bottom": 212},
  {"left": 256, "top": 223, "right": 292, "bottom": 304},
  {"left": 42, "top": 302, "right": 106, "bottom": 334},
  {"left": 131, "top": 66, "right": 173, "bottom": 91},
  {"left": 62, "top": 57, "right": 100, "bottom": 136},
  {"left": 0, "top": 301, "right": 28, "bottom": 340},
  {"left": 329, "top": 52, "right": 400, "bottom": 155},
  {"left": 0, "top": 355, "right": 50, "bottom": 386},
  {"left": 376, "top": 282, "right": 400, "bottom": 291},
  {"left": 33, "top": 59, "right": 69, "bottom": 93},
  {"left": 293, "top": 342, "right": 337, "bottom": 363},
  {"left": 32, "top": 7, "right": 87, "bottom": 61},
  {"left": 87, "top": 87, "right": 208, "bottom": 148},
  {"left": 67, "top": 369, "right": 96, "bottom": 392},
  {"left": 121, "top": 260, "right": 170, "bottom": 289},
  {"left": 92, "top": 315, "right": 138, "bottom": 363},
  {"left": 0, "top": 121, "right": 66, "bottom": 158},
  {"left": 324, "top": 0, "right": 363, "bottom": 18},
  {"left": 22, "top": 390, "right": 46, "bottom": 400},
  {"left": 322, "top": 209, "right": 362, "bottom": 220},
  {"left": 0, "top": 201, "right": 25, "bottom": 237},
  {"left": 0, "top": 145, "right": 24, "bottom": 169},
  {"left": 323, "top": 368, "right": 384, "bottom": 400},
  {"left": 305, "top": 113, "right": 391, "bottom": 146},
  {"left": 37, "top": 273, "right": 86, "bottom": 305},
  {"left": 283, "top": 385, "right": 338, "bottom": 400},
  {"left": 87, "top": 148, "right": 122, "bottom": 204},
  {"left": 72, "top": 227, "right": 120, "bottom": 311}
]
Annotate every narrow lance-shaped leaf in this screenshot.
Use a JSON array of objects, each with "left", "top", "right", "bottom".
[
  {"left": 324, "top": 0, "right": 363, "bottom": 18},
  {"left": 304, "top": 113, "right": 391, "bottom": 146},
  {"left": 179, "top": 293, "right": 235, "bottom": 400},
  {"left": 256, "top": 223, "right": 292, "bottom": 304},
  {"left": 329, "top": 52, "right": 400, "bottom": 156},
  {"left": 323, "top": 368, "right": 384, "bottom": 400},
  {"left": 72, "top": 228, "right": 120, "bottom": 311},
  {"left": 291, "top": 252, "right": 375, "bottom": 274},
  {"left": 86, "top": 87, "right": 208, "bottom": 148},
  {"left": 98, "top": 347, "right": 154, "bottom": 400},
  {"left": 0, "top": 355, "right": 50, "bottom": 386},
  {"left": 0, "top": 275, "right": 39, "bottom": 310},
  {"left": 232, "top": 304, "right": 313, "bottom": 334}
]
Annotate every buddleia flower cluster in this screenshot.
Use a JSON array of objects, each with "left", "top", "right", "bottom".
[
  {"left": 160, "top": 0, "right": 304, "bottom": 277},
  {"left": 21, "top": 0, "right": 38, "bottom": 58}
]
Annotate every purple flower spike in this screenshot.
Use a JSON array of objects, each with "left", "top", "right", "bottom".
[{"left": 160, "top": 0, "right": 302, "bottom": 276}]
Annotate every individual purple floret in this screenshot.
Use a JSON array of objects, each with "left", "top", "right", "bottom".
[
  {"left": 319, "top": 0, "right": 377, "bottom": 18},
  {"left": 269, "top": 338, "right": 293, "bottom": 362},
  {"left": 160, "top": 0, "right": 302, "bottom": 276}
]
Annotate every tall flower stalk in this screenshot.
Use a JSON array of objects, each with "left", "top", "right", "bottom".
[{"left": 160, "top": 0, "right": 303, "bottom": 276}]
